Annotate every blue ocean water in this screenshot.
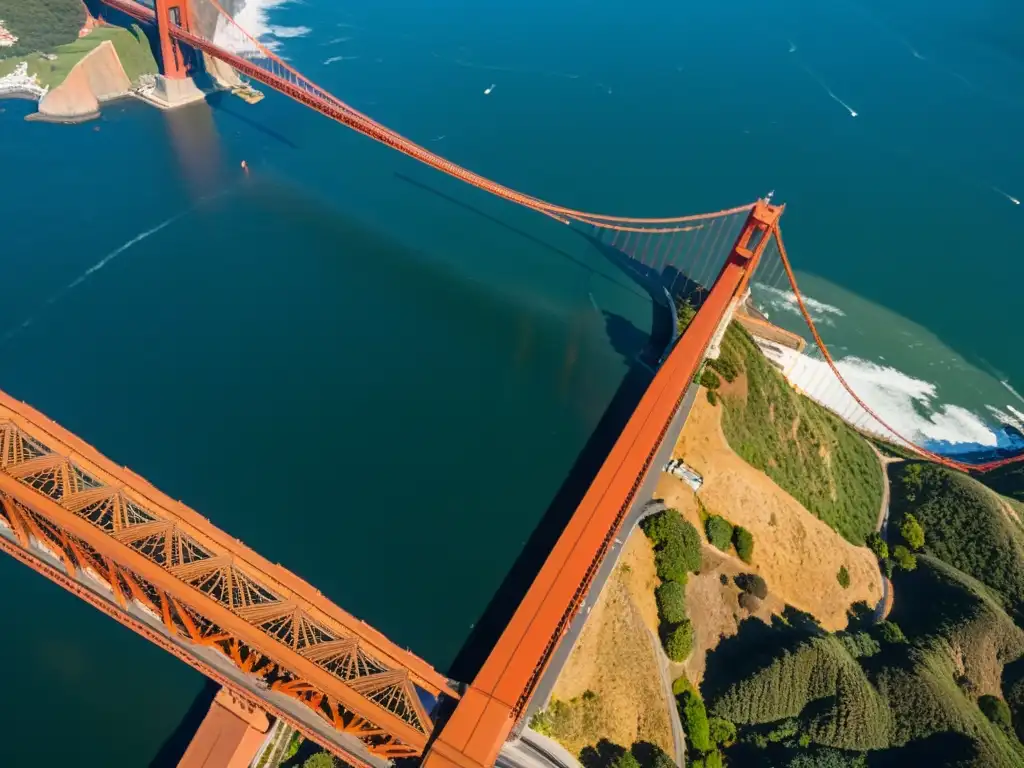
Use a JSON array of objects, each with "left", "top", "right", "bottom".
[{"left": 0, "top": 0, "right": 1022, "bottom": 764}]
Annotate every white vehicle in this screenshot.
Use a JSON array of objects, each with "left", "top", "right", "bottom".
[{"left": 663, "top": 458, "right": 703, "bottom": 492}]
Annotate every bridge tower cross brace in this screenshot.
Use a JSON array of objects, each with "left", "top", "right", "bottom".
[{"left": 154, "top": 0, "right": 192, "bottom": 79}]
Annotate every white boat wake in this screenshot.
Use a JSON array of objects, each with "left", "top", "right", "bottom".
[
  {"left": 801, "top": 63, "right": 858, "bottom": 117},
  {"left": 993, "top": 186, "right": 1021, "bottom": 205}
]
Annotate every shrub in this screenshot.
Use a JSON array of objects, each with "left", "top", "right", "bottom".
[
  {"left": 703, "top": 750, "right": 724, "bottom": 768},
  {"left": 893, "top": 545, "right": 917, "bottom": 571},
  {"left": 979, "top": 695, "right": 1012, "bottom": 730},
  {"left": 700, "top": 369, "right": 721, "bottom": 390},
  {"left": 642, "top": 509, "right": 684, "bottom": 548},
  {"left": 737, "top": 572, "right": 768, "bottom": 599},
  {"left": 710, "top": 355, "right": 739, "bottom": 383},
  {"left": 672, "top": 675, "right": 698, "bottom": 697},
  {"left": 738, "top": 592, "right": 761, "bottom": 613},
  {"left": 882, "top": 558, "right": 894, "bottom": 579},
  {"left": 877, "top": 621, "right": 907, "bottom": 645},
  {"left": 900, "top": 513, "right": 925, "bottom": 550},
  {"left": 642, "top": 510, "right": 702, "bottom": 575},
  {"left": 837, "top": 565, "right": 851, "bottom": 589},
  {"left": 665, "top": 620, "right": 694, "bottom": 661},
  {"left": 303, "top": 754, "right": 335, "bottom": 768},
  {"left": 610, "top": 751, "right": 641, "bottom": 768},
  {"left": 734, "top": 526, "right": 754, "bottom": 564},
  {"left": 838, "top": 631, "right": 880, "bottom": 659},
  {"left": 866, "top": 531, "right": 888, "bottom": 560},
  {"left": 655, "top": 539, "right": 691, "bottom": 584},
  {"left": 706, "top": 389, "right": 719, "bottom": 406},
  {"left": 708, "top": 717, "right": 737, "bottom": 747},
  {"left": 655, "top": 580, "right": 687, "bottom": 625},
  {"left": 705, "top": 515, "right": 734, "bottom": 551},
  {"left": 681, "top": 691, "right": 711, "bottom": 752},
  {"left": 283, "top": 732, "right": 303, "bottom": 760}
]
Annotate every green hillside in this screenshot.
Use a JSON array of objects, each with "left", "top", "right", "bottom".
[
  {"left": 0, "top": 25, "right": 157, "bottom": 89},
  {"left": 891, "top": 463, "right": 1024, "bottom": 617},
  {"left": 705, "top": 557, "right": 1024, "bottom": 768},
  {"left": 978, "top": 463, "right": 1024, "bottom": 504},
  {"left": 0, "top": 0, "right": 85, "bottom": 58},
  {"left": 714, "top": 322, "right": 883, "bottom": 545}
]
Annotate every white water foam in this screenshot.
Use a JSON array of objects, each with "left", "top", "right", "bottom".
[
  {"left": 754, "top": 342, "right": 1005, "bottom": 448},
  {"left": 753, "top": 284, "right": 845, "bottom": 326},
  {"left": 214, "top": 0, "right": 310, "bottom": 55}
]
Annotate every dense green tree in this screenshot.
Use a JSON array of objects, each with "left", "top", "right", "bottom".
[
  {"left": 681, "top": 691, "right": 711, "bottom": 753},
  {"left": 700, "top": 369, "right": 721, "bottom": 390},
  {"left": 703, "top": 749, "right": 723, "bottom": 768},
  {"left": 901, "top": 513, "right": 926, "bottom": 550},
  {"left": 302, "top": 753, "right": 335, "bottom": 768},
  {"left": 655, "top": 580, "right": 687, "bottom": 625},
  {"left": 893, "top": 545, "right": 918, "bottom": 571},
  {"left": 979, "top": 695, "right": 1012, "bottom": 730},
  {"left": 837, "top": 565, "right": 851, "bottom": 589},
  {"left": 784, "top": 748, "right": 867, "bottom": 768},
  {"left": 0, "top": 0, "right": 85, "bottom": 57},
  {"left": 665, "top": 620, "right": 694, "bottom": 661},
  {"left": 643, "top": 510, "right": 702, "bottom": 581},
  {"left": 866, "top": 531, "right": 888, "bottom": 560},
  {"left": 706, "top": 515, "right": 733, "bottom": 551},
  {"left": 610, "top": 751, "right": 641, "bottom": 768},
  {"left": 877, "top": 621, "right": 907, "bottom": 645},
  {"left": 655, "top": 539, "right": 690, "bottom": 584},
  {"left": 710, "top": 356, "right": 739, "bottom": 383},
  {"left": 733, "top": 526, "right": 754, "bottom": 564},
  {"left": 708, "top": 717, "right": 737, "bottom": 747},
  {"left": 838, "top": 631, "right": 880, "bottom": 659}
]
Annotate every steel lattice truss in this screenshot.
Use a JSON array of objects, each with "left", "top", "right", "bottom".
[{"left": 0, "top": 396, "right": 457, "bottom": 762}]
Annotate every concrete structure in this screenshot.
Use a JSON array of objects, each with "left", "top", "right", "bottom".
[{"left": 177, "top": 688, "right": 270, "bottom": 768}]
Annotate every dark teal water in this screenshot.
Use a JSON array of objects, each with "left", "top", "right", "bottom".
[{"left": 1, "top": 0, "right": 1023, "bottom": 764}]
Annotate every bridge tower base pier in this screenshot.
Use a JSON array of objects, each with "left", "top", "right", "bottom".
[{"left": 153, "top": 73, "right": 206, "bottom": 107}]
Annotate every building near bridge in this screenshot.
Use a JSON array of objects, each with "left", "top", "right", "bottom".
[{"left": 0, "top": 20, "right": 17, "bottom": 47}]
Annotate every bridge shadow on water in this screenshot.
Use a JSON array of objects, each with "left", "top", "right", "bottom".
[{"left": 436, "top": 197, "right": 705, "bottom": 684}]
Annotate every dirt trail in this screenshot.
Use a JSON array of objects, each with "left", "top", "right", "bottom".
[{"left": 660, "top": 393, "right": 881, "bottom": 632}]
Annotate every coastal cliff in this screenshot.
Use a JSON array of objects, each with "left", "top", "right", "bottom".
[{"left": 36, "top": 40, "right": 131, "bottom": 122}]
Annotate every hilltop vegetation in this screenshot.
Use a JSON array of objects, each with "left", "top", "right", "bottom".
[
  {"left": 703, "top": 556, "right": 1024, "bottom": 767},
  {"left": 978, "top": 463, "right": 1024, "bottom": 504},
  {"left": 0, "top": 0, "right": 85, "bottom": 58},
  {"left": 713, "top": 322, "right": 882, "bottom": 545},
  {"left": 891, "top": 462, "right": 1024, "bottom": 618},
  {"left": 0, "top": 25, "right": 157, "bottom": 88}
]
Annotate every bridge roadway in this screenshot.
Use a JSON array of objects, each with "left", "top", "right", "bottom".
[{"left": 0, "top": 392, "right": 458, "bottom": 766}]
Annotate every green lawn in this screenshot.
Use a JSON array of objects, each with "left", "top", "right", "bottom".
[{"left": 0, "top": 25, "right": 156, "bottom": 89}]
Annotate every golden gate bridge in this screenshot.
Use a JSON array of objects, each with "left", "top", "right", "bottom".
[{"left": 3, "top": 1, "right": 1021, "bottom": 767}]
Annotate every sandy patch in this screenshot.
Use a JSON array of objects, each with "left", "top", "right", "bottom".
[
  {"left": 659, "top": 392, "right": 881, "bottom": 631},
  {"left": 551, "top": 575, "right": 674, "bottom": 757}
]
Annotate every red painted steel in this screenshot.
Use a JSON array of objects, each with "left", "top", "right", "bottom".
[
  {"left": 424, "top": 202, "right": 784, "bottom": 768},
  {"left": 154, "top": 0, "right": 191, "bottom": 78},
  {"left": 0, "top": 392, "right": 457, "bottom": 764}
]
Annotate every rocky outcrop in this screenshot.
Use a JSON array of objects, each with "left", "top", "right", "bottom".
[{"left": 37, "top": 40, "right": 130, "bottom": 122}]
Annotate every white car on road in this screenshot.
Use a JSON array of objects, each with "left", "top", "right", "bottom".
[{"left": 663, "top": 458, "right": 703, "bottom": 492}]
